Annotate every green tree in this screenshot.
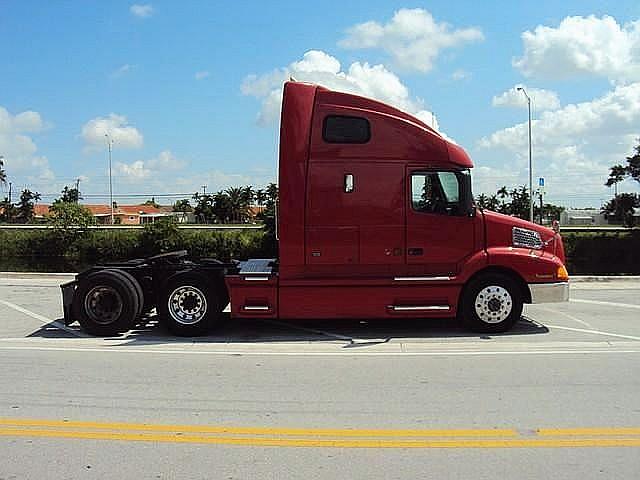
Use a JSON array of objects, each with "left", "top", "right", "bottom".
[
  {"left": 475, "top": 193, "right": 499, "bottom": 211},
  {"left": 0, "top": 197, "right": 15, "bottom": 223},
  {"left": 266, "top": 183, "right": 278, "bottom": 204},
  {"left": 606, "top": 139, "right": 640, "bottom": 187},
  {"left": 601, "top": 193, "right": 639, "bottom": 227},
  {"left": 49, "top": 200, "right": 95, "bottom": 229},
  {"left": 16, "top": 189, "right": 40, "bottom": 223},
  {"left": 255, "top": 189, "right": 266, "bottom": 207},
  {"left": 193, "top": 193, "right": 216, "bottom": 224},
  {"left": 508, "top": 186, "right": 531, "bottom": 220},
  {"left": 59, "top": 185, "right": 82, "bottom": 203},
  {"left": 242, "top": 185, "right": 254, "bottom": 206},
  {"left": 143, "top": 197, "right": 160, "bottom": 208},
  {"left": 212, "top": 191, "right": 231, "bottom": 223},
  {"left": 226, "top": 186, "right": 246, "bottom": 223},
  {"left": 173, "top": 199, "right": 192, "bottom": 213},
  {"left": 173, "top": 199, "right": 192, "bottom": 222}
]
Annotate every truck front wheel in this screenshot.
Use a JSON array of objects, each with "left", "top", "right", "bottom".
[
  {"left": 158, "top": 274, "right": 222, "bottom": 336},
  {"left": 459, "top": 273, "right": 523, "bottom": 333}
]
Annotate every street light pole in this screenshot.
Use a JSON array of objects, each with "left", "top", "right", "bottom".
[
  {"left": 105, "top": 133, "right": 114, "bottom": 224},
  {"left": 517, "top": 87, "right": 534, "bottom": 223}
]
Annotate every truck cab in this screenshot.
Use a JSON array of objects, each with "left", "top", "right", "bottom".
[
  {"left": 63, "top": 81, "right": 569, "bottom": 336},
  {"left": 225, "top": 82, "right": 568, "bottom": 331}
]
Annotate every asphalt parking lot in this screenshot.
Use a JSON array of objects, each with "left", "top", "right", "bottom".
[
  {"left": 1, "top": 273, "right": 639, "bottom": 349},
  {"left": 0, "top": 273, "right": 638, "bottom": 479}
]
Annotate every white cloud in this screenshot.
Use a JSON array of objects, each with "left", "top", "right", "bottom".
[
  {"left": 130, "top": 4, "right": 154, "bottom": 18},
  {"left": 339, "top": 8, "right": 484, "bottom": 73},
  {"left": 492, "top": 84, "right": 560, "bottom": 111},
  {"left": 241, "top": 50, "right": 439, "bottom": 130},
  {"left": 147, "top": 150, "right": 187, "bottom": 170},
  {"left": 513, "top": 15, "right": 640, "bottom": 81},
  {"left": 478, "top": 82, "right": 640, "bottom": 202},
  {"left": 81, "top": 114, "right": 144, "bottom": 150},
  {"left": 0, "top": 106, "right": 54, "bottom": 186},
  {"left": 115, "top": 160, "right": 150, "bottom": 180},
  {"left": 110, "top": 64, "right": 135, "bottom": 79},
  {"left": 451, "top": 69, "right": 471, "bottom": 81},
  {"left": 194, "top": 71, "right": 210, "bottom": 80},
  {"left": 114, "top": 150, "right": 187, "bottom": 183}
]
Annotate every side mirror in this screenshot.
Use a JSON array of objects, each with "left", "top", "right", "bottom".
[{"left": 460, "top": 172, "right": 475, "bottom": 216}]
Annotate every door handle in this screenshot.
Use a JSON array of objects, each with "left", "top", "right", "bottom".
[{"left": 408, "top": 247, "right": 423, "bottom": 256}]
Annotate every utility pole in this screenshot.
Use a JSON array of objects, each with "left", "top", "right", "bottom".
[
  {"left": 517, "top": 87, "right": 534, "bottom": 223},
  {"left": 105, "top": 133, "right": 114, "bottom": 224}
]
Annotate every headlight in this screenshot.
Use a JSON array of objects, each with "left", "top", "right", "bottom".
[{"left": 512, "top": 227, "right": 543, "bottom": 249}]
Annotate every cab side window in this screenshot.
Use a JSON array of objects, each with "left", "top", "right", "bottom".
[{"left": 411, "top": 172, "right": 460, "bottom": 215}]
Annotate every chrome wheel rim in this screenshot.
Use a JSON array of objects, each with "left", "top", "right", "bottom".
[
  {"left": 168, "top": 286, "right": 207, "bottom": 325},
  {"left": 84, "top": 286, "right": 123, "bottom": 325},
  {"left": 474, "top": 285, "right": 512, "bottom": 324}
]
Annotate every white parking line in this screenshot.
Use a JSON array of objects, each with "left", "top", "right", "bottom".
[
  {"left": 546, "top": 324, "right": 640, "bottom": 341},
  {"left": 0, "top": 300, "right": 87, "bottom": 338},
  {"left": 534, "top": 306, "right": 593, "bottom": 329},
  {"left": 570, "top": 299, "right": 640, "bottom": 310},
  {"left": 257, "top": 318, "right": 356, "bottom": 342}
]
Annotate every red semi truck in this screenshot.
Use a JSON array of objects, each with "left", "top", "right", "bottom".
[{"left": 61, "top": 81, "right": 569, "bottom": 336}]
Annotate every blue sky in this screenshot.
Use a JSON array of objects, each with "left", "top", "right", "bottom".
[{"left": 1, "top": 0, "right": 639, "bottom": 207}]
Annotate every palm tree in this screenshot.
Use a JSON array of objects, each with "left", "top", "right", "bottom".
[
  {"left": 242, "top": 185, "right": 254, "bottom": 206},
  {"left": 213, "top": 191, "right": 231, "bottom": 223},
  {"left": 266, "top": 183, "right": 278, "bottom": 203},
  {"left": 497, "top": 186, "right": 509, "bottom": 214},
  {"left": 254, "top": 189, "right": 265, "bottom": 206},
  {"left": 225, "top": 187, "right": 245, "bottom": 223}
]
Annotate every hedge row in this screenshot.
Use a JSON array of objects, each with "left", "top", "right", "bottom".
[
  {"left": 0, "top": 224, "right": 275, "bottom": 272},
  {"left": 562, "top": 231, "right": 640, "bottom": 275},
  {"left": 0, "top": 227, "right": 638, "bottom": 274}
]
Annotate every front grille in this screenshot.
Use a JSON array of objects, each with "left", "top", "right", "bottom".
[{"left": 512, "top": 227, "right": 543, "bottom": 249}]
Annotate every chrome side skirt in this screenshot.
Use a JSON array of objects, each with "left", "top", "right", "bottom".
[
  {"left": 393, "top": 276, "right": 452, "bottom": 282},
  {"left": 388, "top": 305, "right": 450, "bottom": 311}
]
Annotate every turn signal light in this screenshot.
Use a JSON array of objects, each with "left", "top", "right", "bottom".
[{"left": 556, "top": 265, "right": 569, "bottom": 281}]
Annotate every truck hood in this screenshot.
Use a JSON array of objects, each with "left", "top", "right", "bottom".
[{"left": 481, "top": 209, "right": 565, "bottom": 263}]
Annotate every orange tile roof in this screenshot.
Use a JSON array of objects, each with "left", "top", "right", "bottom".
[
  {"left": 119, "top": 205, "right": 162, "bottom": 215},
  {"left": 33, "top": 204, "right": 50, "bottom": 217}
]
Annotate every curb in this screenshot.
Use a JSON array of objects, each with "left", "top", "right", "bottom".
[
  {"left": 0, "top": 272, "right": 76, "bottom": 279},
  {"left": 570, "top": 276, "right": 640, "bottom": 283}
]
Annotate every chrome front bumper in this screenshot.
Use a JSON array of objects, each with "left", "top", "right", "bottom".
[{"left": 529, "top": 282, "right": 569, "bottom": 303}]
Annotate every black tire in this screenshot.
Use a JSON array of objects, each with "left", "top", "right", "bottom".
[
  {"left": 158, "top": 274, "right": 222, "bottom": 336},
  {"left": 459, "top": 273, "right": 523, "bottom": 333},
  {"left": 72, "top": 270, "right": 140, "bottom": 336},
  {"left": 104, "top": 269, "right": 144, "bottom": 319}
]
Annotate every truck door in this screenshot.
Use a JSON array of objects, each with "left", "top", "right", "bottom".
[{"left": 405, "top": 168, "right": 475, "bottom": 276}]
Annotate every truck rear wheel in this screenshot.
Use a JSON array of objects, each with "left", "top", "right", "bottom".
[
  {"left": 72, "top": 270, "right": 141, "bottom": 336},
  {"left": 158, "top": 274, "right": 222, "bottom": 336},
  {"left": 460, "top": 273, "right": 523, "bottom": 333}
]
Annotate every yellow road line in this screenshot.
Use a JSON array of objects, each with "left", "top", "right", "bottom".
[
  {"left": 0, "top": 418, "right": 517, "bottom": 438},
  {"left": 0, "top": 428, "right": 639, "bottom": 448},
  {"left": 538, "top": 428, "right": 640, "bottom": 436}
]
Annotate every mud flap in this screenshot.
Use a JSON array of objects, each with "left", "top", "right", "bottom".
[{"left": 60, "top": 280, "right": 78, "bottom": 325}]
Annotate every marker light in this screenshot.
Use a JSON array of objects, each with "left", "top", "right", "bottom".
[{"left": 556, "top": 265, "right": 569, "bottom": 281}]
